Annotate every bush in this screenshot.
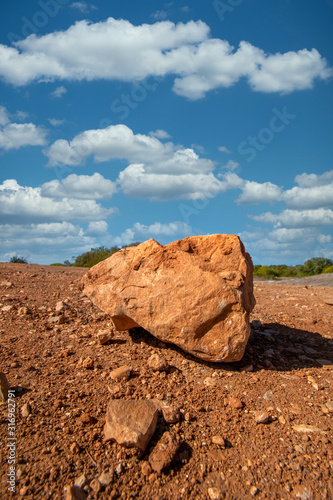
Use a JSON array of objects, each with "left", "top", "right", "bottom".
[
  {"left": 70, "top": 242, "right": 141, "bottom": 268},
  {"left": 253, "top": 257, "right": 333, "bottom": 279},
  {"left": 9, "top": 256, "right": 27, "bottom": 264},
  {"left": 323, "top": 266, "right": 333, "bottom": 274}
]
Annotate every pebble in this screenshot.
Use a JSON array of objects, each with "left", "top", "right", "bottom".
[
  {"left": 55, "top": 300, "right": 70, "bottom": 313},
  {"left": 110, "top": 365, "right": 131, "bottom": 380},
  {"left": 74, "top": 474, "right": 87, "bottom": 488},
  {"left": 70, "top": 441, "right": 80, "bottom": 454},
  {"left": 98, "top": 471, "right": 113, "bottom": 486},
  {"left": 212, "top": 435, "right": 226, "bottom": 447},
  {"left": 21, "top": 403, "right": 31, "bottom": 417},
  {"left": 326, "top": 401, "right": 333, "bottom": 412},
  {"left": 97, "top": 330, "right": 112, "bottom": 345},
  {"left": 204, "top": 377, "right": 217, "bottom": 387},
  {"left": 148, "top": 354, "right": 169, "bottom": 372},
  {"left": 293, "top": 484, "right": 312, "bottom": 499},
  {"left": 90, "top": 478, "right": 102, "bottom": 493},
  {"left": 227, "top": 397, "right": 243, "bottom": 409},
  {"left": 292, "top": 424, "right": 326, "bottom": 434},
  {"left": 0, "top": 372, "right": 10, "bottom": 402},
  {"left": 149, "top": 431, "right": 179, "bottom": 473},
  {"left": 78, "top": 357, "right": 94, "bottom": 369},
  {"left": 64, "top": 485, "right": 87, "bottom": 500},
  {"left": 208, "top": 487, "right": 223, "bottom": 500},
  {"left": 250, "top": 486, "right": 259, "bottom": 496},
  {"left": 263, "top": 390, "right": 273, "bottom": 400},
  {"left": 162, "top": 405, "right": 181, "bottom": 424},
  {"left": 253, "top": 411, "right": 269, "bottom": 424}
]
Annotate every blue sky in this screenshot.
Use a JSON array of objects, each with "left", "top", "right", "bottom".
[{"left": 0, "top": 0, "right": 332, "bottom": 265}]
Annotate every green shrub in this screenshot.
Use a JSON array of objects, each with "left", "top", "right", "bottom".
[
  {"left": 70, "top": 242, "right": 141, "bottom": 268},
  {"left": 9, "top": 256, "right": 27, "bottom": 264},
  {"left": 323, "top": 265, "right": 333, "bottom": 274}
]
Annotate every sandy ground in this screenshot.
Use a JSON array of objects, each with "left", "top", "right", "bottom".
[{"left": 0, "top": 263, "right": 332, "bottom": 499}]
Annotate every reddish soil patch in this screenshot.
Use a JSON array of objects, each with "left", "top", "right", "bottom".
[{"left": 0, "top": 263, "right": 332, "bottom": 499}]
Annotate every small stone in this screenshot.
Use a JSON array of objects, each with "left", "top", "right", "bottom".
[
  {"left": 326, "top": 401, "right": 333, "bottom": 412},
  {"left": 97, "top": 331, "right": 112, "bottom": 345},
  {"left": 110, "top": 365, "right": 131, "bottom": 381},
  {"left": 19, "top": 487, "right": 29, "bottom": 496},
  {"left": 21, "top": 403, "right": 31, "bottom": 417},
  {"left": 80, "top": 357, "right": 94, "bottom": 369},
  {"left": 55, "top": 300, "right": 70, "bottom": 313},
  {"left": 78, "top": 413, "right": 93, "bottom": 425},
  {"left": 141, "top": 461, "right": 152, "bottom": 476},
  {"left": 104, "top": 399, "right": 158, "bottom": 452},
  {"left": 148, "top": 354, "right": 169, "bottom": 372},
  {"left": 149, "top": 431, "right": 179, "bottom": 473},
  {"left": 294, "top": 484, "right": 312, "bottom": 499},
  {"left": 74, "top": 474, "right": 87, "bottom": 488},
  {"left": 292, "top": 424, "right": 326, "bottom": 434},
  {"left": 253, "top": 411, "right": 269, "bottom": 424},
  {"left": 203, "top": 377, "right": 217, "bottom": 387},
  {"left": 184, "top": 412, "right": 192, "bottom": 422},
  {"left": 227, "top": 397, "right": 243, "bottom": 409},
  {"left": 212, "top": 435, "right": 226, "bottom": 447},
  {"left": 278, "top": 415, "right": 286, "bottom": 425},
  {"left": 64, "top": 485, "right": 87, "bottom": 500},
  {"left": 208, "top": 487, "right": 223, "bottom": 500},
  {"left": 162, "top": 405, "right": 181, "bottom": 424},
  {"left": 250, "top": 486, "right": 259, "bottom": 496},
  {"left": 115, "top": 463, "right": 123, "bottom": 475},
  {"left": 90, "top": 478, "right": 102, "bottom": 493},
  {"left": 263, "top": 390, "right": 273, "bottom": 400},
  {"left": 98, "top": 471, "right": 113, "bottom": 486},
  {"left": 0, "top": 372, "right": 10, "bottom": 402},
  {"left": 70, "top": 441, "right": 81, "bottom": 454}
]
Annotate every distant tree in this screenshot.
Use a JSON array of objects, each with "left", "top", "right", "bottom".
[{"left": 9, "top": 255, "right": 27, "bottom": 264}]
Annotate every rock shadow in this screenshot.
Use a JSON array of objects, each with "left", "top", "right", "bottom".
[{"left": 129, "top": 324, "right": 333, "bottom": 372}]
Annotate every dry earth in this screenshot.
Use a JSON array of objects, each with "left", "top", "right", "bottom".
[{"left": 0, "top": 263, "right": 332, "bottom": 500}]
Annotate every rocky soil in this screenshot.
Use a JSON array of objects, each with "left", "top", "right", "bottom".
[{"left": 0, "top": 263, "right": 332, "bottom": 500}]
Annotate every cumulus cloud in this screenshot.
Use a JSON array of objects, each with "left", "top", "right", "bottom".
[
  {"left": 112, "top": 221, "right": 192, "bottom": 246},
  {"left": 40, "top": 173, "right": 117, "bottom": 200},
  {"left": 0, "top": 106, "right": 47, "bottom": 150},
  {"left": 251, "top": 208, "right": 333, "bottom": 228},
  {"left": 218, "top": 146, "right": 231, "bottom": 153},
  {"left": 0, "top": 221, "right": 97, "bottom": 264},
  {"left": 85, "top": 220, "right": 108, "bottom": 236},
  {"left": 0, "top": 18, "right": 330, "bottom": 98},
  {"left": 0, "top": 178, "right": 115, "bottom": 223},
  {"left": 50, "top": 86, "right": 67, "bottom": 98},
  {"left": 236, "top": 180, "right": 283, "bottom": 205},
  {"left": 221, "top": 160, "right": 239, "bottom": 171}
]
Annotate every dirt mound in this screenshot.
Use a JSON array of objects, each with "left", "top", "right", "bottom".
[{"left": 0, "top": 263, "right": 332, "bottom": 499}]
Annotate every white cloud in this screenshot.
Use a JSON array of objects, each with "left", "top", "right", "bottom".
[
  {"left": 14, "top": 110, "right": 29, "bottom": 121},
  {"left": 0, "top": 19, "right": 330, "bottom": 99},
  {"left": 112, "top": 220, "right": 192, "bottom": 246},
  {"left": 0, "top": 106, "right": 10, "bottom": 126},
  {"left": 48, "top": 118, "right": 66, "bottom": 126},
  {"left": 251, "top": 208, "right": 333, "bottom": 228},
  {"left": 70, "top": 2, "right": 97, "bottom": 13},
  {"left": 283, "top": 184, "right": 333, "bottom": 209},
  {"left": 149, "top": 129, "right": 171, "bottom": 139},
  {"left": 40, "top": 173, "right": 117, "bottom": 200},
  {"left": 150, "top": 10, "right": 168, "bottom": 20},
  {"left": 218, "top": 146, "right": 231, "bottom": 153},
  {"left": 294, "top": 170, "right": 333, "bottom": 188},
  {"left": 85, "top": 220, "right": 108, "bottom": 236},
  {"left": 0, "top": 106, "right": 47, "bottom": 150},
  {"left": 0, "top": 178, "right": 114, "bottom": 223},
  {"left": 221, "top": 160, "right": 239, "bottom": 171},
  {"left": 236, "top": 180, "right": 283, "bottom": 205},
  {"left": 50, "top": 86, "right": 67, "bottom": 98},
  {"left": 0, "top": 221, "right": 97, "bottom": 264}
]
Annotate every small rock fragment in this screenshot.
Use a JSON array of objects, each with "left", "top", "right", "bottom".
[
  {"left": 208, "top": 487, "right": 223, "bottom": 500},
  {"left": 110, "top": 366, "right": 131, "bottom": 381},
  {"left": 104, "top": 399, "right": 158, "bottom": 452},
  {"left": 162, "top": 405, "right": 181, "bottom": 424},
  {"left": 21, "top": 403, "right": 31, "bottom": 417},
  {"left": 70, "top": 442, "right": 81, "bottom": 454},
  {"left": 97, "top": 331, "right": 112, "bottom": 345},
  {"left": 212, "top": 435, "right": 226, "bottom": 447},
  {"left": 64, "top": 485, "right": 87, "bottom": 500},
  {"left": 326, "top": 401, "right": 333, "bottom": 412},
  {"left": 253, "top": 411, "right": 269, "bottom": 424},
  {"left": 294, "top": 485, "right": 312, "bottom": 500},
  {"left": 263, "top": 390, "right": 273, "bottom": 400},
  {"left": 90, "top": 478, "right": 102, "bottom": 493},
  {"left": 250, "top": 486, "right": 259, "bottom": 496},
  {"left": 0, "top": 372, "right": 10, "bottom": 402},
  {"left": 227, "top": 397, "right": 243, "bottom": 409},
  {"left": 148, "top": 354, "right": 169, "bottom": 372},
  {"left": 293, "top": 424, "right": 326, "bottom": 434},
  {"left": 98, "top": 471, "right": 113, "bottom": 487},
  {"left": 55, "top": 300, "right": 70, "bottom": 313},
  {"left": 204, "top": 377, "right": 217, "bottom": 387},
  {"left": 149, "top": 431, "right": 179, "bottom": 473},
  {"left": 78, "top": 357, "right": 94, "bottom": 369},
  {"left": 74, "top": 474, "right": 87, "bottom": 488}
]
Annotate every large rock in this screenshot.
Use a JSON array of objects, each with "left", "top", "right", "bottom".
[{"left": 80, "top": 235, "right": 255, "bottom": 362}]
